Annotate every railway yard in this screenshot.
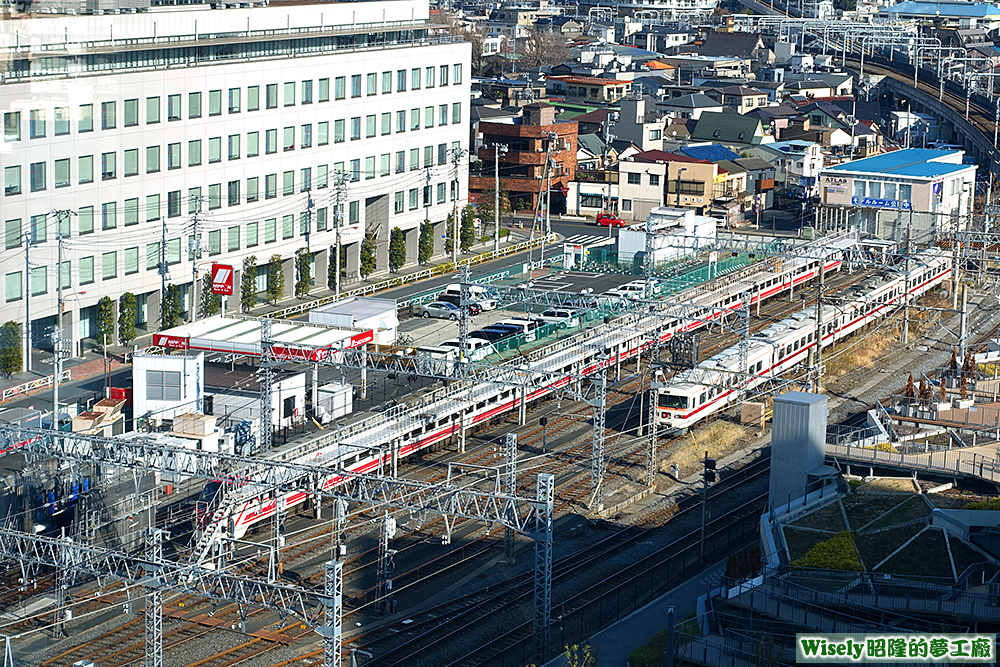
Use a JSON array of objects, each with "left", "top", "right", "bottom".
[{"left": 0, "top": 225, "right": 992, "bottom": 667}]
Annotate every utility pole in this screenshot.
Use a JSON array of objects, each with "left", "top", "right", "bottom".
[
  {"left": 539, "top": 133, "right": 557, "bottom": 266},
  {"left": 812, "top": 259, "right": 825, "bottom": 393},
  {"left": 492, "top": 144, "right": 508, "bottom": 253},
  {"left": 51, "top": 210, "right": 72, "bottom": 430},
  {"left": 189, "top": 198, "right": 204, "bottom": 323},
  {"left": 602, "top": 113, "right": 616, "bottom": 214},
  {"left": 333, "top": 172, "right": 350, "bottom": 300},
  {"left": 160, "top": 212, "right": 168, "bottom": 324},
  {"left": 23, "top": 231, "right": 31, "bottom": 374},
  {"left": 451, "top": 147, "right": 468, "bottom": 264},
  {"left": 699, "top": 452, "right": 716, "bottom": 563}
]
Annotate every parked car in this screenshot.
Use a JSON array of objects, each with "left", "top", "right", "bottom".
[
  {"left": 477, "top": 324, "right": 525, "bottom": 342},
  {"left": 494, "top": 318, "right": 540, "bottom": 342},
  {"left": 439, "top": 284, "right": 499, "bottom": 310},
  {"left": 596, "top": 213, "right": 625, "bottom": 227},
  {"left": 414, "top": 301, "right": 460, "bottom": 320},
  {"left": 605, "top": 283, "right": 646, "bottom": 299},
  {"left": 436, "top": 294, "right": 482, "bottom": 315},
  {"left": 439, "top": 337, "right": 496, "bottom": 362},
  {"left": 537, "top": 308, "right": 580, "bottom": 329}
]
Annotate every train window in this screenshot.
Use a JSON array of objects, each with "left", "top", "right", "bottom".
[
  {"left": 699, "top": 392, "right": 706, "bottom": 405},
  {"left": 756, "top": 360, "right": 763, "bottom": 372},
  {"left": 659, "top": 393, "right": 688, "bottom": 409}
]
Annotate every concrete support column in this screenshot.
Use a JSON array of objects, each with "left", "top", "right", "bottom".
[
  {"left": 282, "top": 257, "right": 295, "bottom": 299},
  {"left": 404, "top": 227, "right": 419, "bottom": 268},
  {"left": 433, "top": 220, "right": 446, "bottom": 258},
  {"left": 315, "top": 250, "right": 329, "bottom": 293},
  {"left": 345, "top": 242, "right": 360, "bottom": 284}
]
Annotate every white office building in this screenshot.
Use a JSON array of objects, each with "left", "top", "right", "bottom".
[{"left": 1, "top": 0, "right": 470, "bottom": 360}]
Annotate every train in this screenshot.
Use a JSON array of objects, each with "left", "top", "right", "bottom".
[
  {"left": 195, "top": 233, "right": 859, "bottom": 544},
  {"left": 655, "top": 248, "right": 952, "bottom": 430}
]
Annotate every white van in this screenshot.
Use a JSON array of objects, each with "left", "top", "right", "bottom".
[
  {"left": 439, "top": 337, "right": 496, "bottom": 362},
  {"left": 440, "top": 284, "right": 499, "bottom": 310},
  {"left": 495, "top": 319, "right": 538, "bottom": 342},
  {"left": 413, "top": 346, "right": 458, "bottom": 375}
]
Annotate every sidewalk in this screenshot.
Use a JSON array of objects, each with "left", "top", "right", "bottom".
[{"left": 0, "top": 227, "right": 537, "bottom": 400}]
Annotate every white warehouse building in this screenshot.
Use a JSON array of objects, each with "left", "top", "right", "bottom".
[{"left": 0, "top": 0, "right": 471, "bottom": 361}]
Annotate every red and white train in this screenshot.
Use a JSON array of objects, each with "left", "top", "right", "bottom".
[
  {"left": 655, "top": 248, "right": 951, "bottom": 430},
  {"left": 196, "top": 234, "right": 860, "bottom": 540}
]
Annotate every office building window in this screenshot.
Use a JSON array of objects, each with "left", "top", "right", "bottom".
[
  {"left": 188, "top": 187, "right": 202, "bottom": 214},
  {"left": 247, "top": 177, "right": 258, "bottom": 202},
  {"left": 440, "top": 65, "right": 449, "bottom": 86},
  {"left": 30, "top": 162, "right": 45, "bottom": 191},
  {"left": 439, "top": 104, "right": 448, "bottom": 126},
  {"left": 125, "top": 198, "right": 139, "bottom": 226},
  {"left": 335, "top": 76, "right": 346, "bottom": 100},
  {"left": 394, "top": 192, "right": 404, "bottom": 214},
  {"left": 409, "top": 148, "right": 419, "bottom": 171},
  {"left": 101, "top": 101, "right": 116, "bottom": 129},
  {"left": 145, "top": 195, "right": 159, "bottom": 222},
  {"left": 365, "top": 156, "right": 375, "bottom": 180},
  {"left": 208, "top": 230, "right": 221, "bottom": 255},
  {"left": 411, "top": 68, "right": 421, "bottom": 89},
  {"left": 124, "top": 149, "right": 139, "bottom": 177},
  {"left": 453, "top": 102, "right": 462, "bottom": 124},
  {"left": 381, "top": 113, "right": 391, "bottom": 136},
  {"left": 316, "top": 207, "right": 327, "bottom": 231},
  {"left": 396, "top": 151, "right": 405, "bottom": 174},
  {"left": 283, "top": 126, "right": 294, "bottom": 151},
  {"left": 426, "top": 66, "right": 435, "bottom": 88},
  {"left": 29, "top": 109, "right": 45, "bottom": 138},
  {"left": 282, "top": 214, "right": 294, "bottom": 239},
  {"left": 168, "top": 142, "right": 181, "bottom": 170},
  {"left": 79, "top": 105, "right": 92, "bottom": 133},
  {"left": 30, "top": 266, "right": 46, "bottom": 296},
  {"left": 380, "top": 154, "right": 390, "bottom": 177},
  {"left": 248, "top": 86, "right": 260, "bottom": 111},
  {"left": 168, "top": 94, "right": 181, "bottom": 120},
  {"left": 228, "top": 180, "right": 240, "bottom": 206},
  {"left": 146, "top": 145, "right": 160, "bottom": 173},
  {"left": 4, "top": 272, "right": 21, "bottom": 302},
  {"left": 351, "top": 117, "right": 361, "bottom": 141},
  {"left": 410, "top": 109, "right": 420, "bottom": 131},
  {"left": 209, "top": 89, "right": 222, "bottom": 116},
  {"left": 301, "top": 124, "right": 312, "bottom": 148},
  {"left": 397, "top": 69, "right": 407, "bottom": 92},
  {"left": 367, "top": 73, "right": 377, "bottom": 96},
  {"left": 247, "top": 131, "right": 259, "bottom": 157},
  {"left": 79, "top": 206, "right": 94, "bottom": 235},
  {"left": 247, "top": 221, "right": 259, "bottom": 247},
  {"left": 284, "top": 82, "right": 295, "bottom": 106},
  {"left": 437, "top": 182, "right": 446, "bottom": 203},
  {"left": 382, "top": 71, "right": 392, "bottom": 94},
  {"left": 351, "top": 74, "right": 362, "bottom": 98},
  {"left": 318, "top": 121, "right": 329, "bottom": 146},
  {"left": 4, "top": 166, "right": 20, "bottom": 196},
  {"left": 424, "top": 145, "right": 433, "bottom": 167},
  {"left": 228, "top": 134, "right": 240, "bottom": 160},
  {"left": 28, "top": 214, "right": 46, "bottom": 245},
  {"left": 189, "top": 92, "right": 202, "bottom": 118},
  {"left": 425, "top": 106, "right": 433, "bottom": 128},
  {"left": 397, "top": 110, "right": 406, "bottom": 133},
  {"left": 318, "top": 165, "right": 328, "bottom": 189},
  {"left": 454, "top": 64, "right": 463, "bottom": 84},
  {"left": 102, "top": 251, "right": 117, "bottom": 280},
  {"left": 146, "top": 96, "right": 160, "bottom": 124},
  {"left": 334, "top": 119, "right": 345, "bottom": 143},
  {"left": 80, "top": 256, "right": 94, "bottom": 284},
  {"left": 366, "top": 115, "right": 376, "bottom": 138},
  {"left": 318, "top": 78, "right": 330, "bottom": 102},
  {"left": 283, "top": 171, "right": 294, "bottom": 195},
  {"left": 265, "top": 174, "right": 277, "bottom": 199},
  {"left": 208, "top": 137, "right": 221, "bottom": 163},
  {"left": 266, "top": 83, "right": 278, "bottom": 109},
  {"left": 302, "top": 80, "right": 313, "bottom": 104},
  {"left": 54, "top": 107, "right": 70, "bottom": 135},
  {"left": 168, "top": 191, "right": 181, "bottom": 218},
  {"left": 124, "top": 247, "right": 139, "bottom": 275},
  {"left": 208, "top": 184, "right": 221, "bottom": 210},
  {"left": 265, "top": 218, "right": 277, "bottom": 243},
  {"left": 266, "top": 129, "right": 277, "bottom": 154},
  {"left": 228, "top": 225, "right": 240, "bottom": 251},
  {"left": 349, "top": 201, "right": 359, "bottom": 224},
  {"left": 55, "top": 159, "right": 70, "bottom": 188},
  {"left": 299, "top": 211, "right": 310, "bottom": 236},
  {"left": 350, "top": 159, "right": 360, "bottom": 182},
  {"left": 3, "top": 112, "right": 19, "bottom": 141},
  {"left": 80, "top": 155, "right": 94, "bottom": 184},
  {"left": 189, "top": 139, "right": 202, "bottom": 166},
  {"left": 409, "top": 188, "right": 418, "bottom": 210},
  {"left": 228, "top": 88, "right": 240, "bottom": 113},
  {"left": 4, "top": 219, "right": 20, "bottom": 249},
  {"left": 301, "top": 167, "right": 311, "bottom": 191}
]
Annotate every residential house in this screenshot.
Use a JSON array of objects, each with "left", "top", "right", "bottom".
[
  {"left": 817, "top": 148, "right": 977, "bottom": 243},
  {"left": 658, "top": 55, "right": 753, "bottom": 83},
  {"left": 877, "top": 0, "right": 1000, "bottom": 30},
  {"left": 546, "top": 76, "right": 632, "bottom": 103},
  {"left": 785, "top": 80, "right": 835, "bottom": 99},
  {"left": 471, "top": 99, "right": 523, "bottom": 152},
  {"left": 814, "top": 72, "right": 854, "bottom": 97},
  {"left": 753, "top": 140, "right": 824, "bottom": 197},
  {"left": 657, "top": 93, "right": 725, "bottom": 120},
  {"left": 574, "top": 108, "right": 615, "bottom": 135},
  {"left": 782, "top": 115, "right": 880, "bottom": 157},
  {"left": 534, "top": 16, "right": 584, "bottom": 36},
  {"left": 492, "top": 7, "right": 560, "bottom": 26},
  {"left": 632, "top": 75, "right": 678, "bottom": 101},
  {"left": 677, "top": 143, "right": 741, "bottom": 162},
  {"left": 483, "top": 34, "right": 505, "bottom": 57},
  {"left": 744, "top": 103, "right": 799, "bottom": 138},
  {"left": 734, "top": 156, "right": 777, "bottom": 211},
  {"left": 691, "top": 111, "right": 770, "bottom": 148},
  {"left": 473, "top": 103, "right": 578, "bottom": 212},
  {"left": 628, "top": 26, "right": 695, "bottom": 53},
  {"left": 615, "top": 96, "right": 670, "bottom": 151},
  {"left": 702, "top": 85, "right": 770, "bottom": 114},
  {"left": 691, "top": 31, "right": 772, "bottom": 65}
]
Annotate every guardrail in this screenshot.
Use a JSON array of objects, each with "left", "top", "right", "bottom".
[
  {"left": 1, "top": 369, "right": 72, "bottom": 402},
  {"left": 827, "top": 442, "right": 1000, "bottom": 484},
  {"left": 266, "top": 235, "right": 555, "bottom": 320},
  {"left": 124, "top": 346, "right": 166, "bottom": 364}
]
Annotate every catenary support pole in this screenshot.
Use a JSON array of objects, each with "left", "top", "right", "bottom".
[
  {"left": 533, "top": 473, "right": 554, "bottom": 663},
  {"left": 504, "top": 433, "right": 517, "bottom": 563}
]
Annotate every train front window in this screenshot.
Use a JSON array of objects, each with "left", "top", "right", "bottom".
[
  {"left": 659, "top": 393, "right": 689, "bottom": 410},
  {"left": 198, "top": 481, "right": 223, "bottom": 504}
]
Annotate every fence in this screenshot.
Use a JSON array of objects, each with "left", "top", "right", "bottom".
[
  {"left": 466, "top": 497, "right": 764, "bottom": 667},
  {"left": 1, "top": 369, "right": 72, "bottom": 402},
  {"left": 827, "top": 442, "right": 1000, "bottom": 484},
  {"left": 266, "top": 235, "right": 555, "bottom": 320}
]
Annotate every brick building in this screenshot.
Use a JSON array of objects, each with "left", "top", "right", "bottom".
[{"left": 472, "top": 103, "right": 578, "bottom": 214}]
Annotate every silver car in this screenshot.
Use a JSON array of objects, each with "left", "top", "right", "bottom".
[{"left": 414, "top": 301, "right": 460, "bottom": 320}]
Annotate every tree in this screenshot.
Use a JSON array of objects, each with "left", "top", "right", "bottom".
[
  {"left": 950, "top": 347, "right": 959, "bottom": 372},
  {"left": 96, "top": 296, "right": 116, "bottom": 349},
  {"left": 295, "top": 249, "right": 312, "bottom": 297},
  {"left": 418, "top": 221, "right": 435, "bottom": 264},
  {"left": 389, "top": 227, "right": 406, "bottom": 272},
  {"left": 564, "top": 643, "right": 598, "bottom": 667},
  {"left": 964, "top": 350, "right": 977, "bottom": 377},
  {"left": 460, "top": 205, "right": 476, "bottom": 252},
  {"left": 444, "top": 212, "right": 456, "bottom": 255},
  {"left": 200, "top": 273, "right": 221, "bottom": 317},
  {"left": 118, "top": 293, "right": 136, "bottom": 346},
  {"left": 241, "top": 255, "right": 258, "bottom": 313},
  {"left": 161, "top": 284, "right": 181, "bottom": 330},
  {"left": 904, "top": 373, "right": 915, "bottom": 399},
  {"left": 266, "top": 254, "right": 285, "bottom": 304},
  {"left": 327, "top": 245, "right": 347, "bottom": 291},
  {"left": 519, "top": 26, "right": 570, "bottom": 70},
  {"left": 0, "top": 322, "right": 21, "bottom": 379},
  {"left": 918, "top": 377, "right": 932, "bottom": 408},
  {"left": 938, "top": 380, "right": 947, "bottom": 403},
  {"left": 360, "top": 234, "right": 377, "bottom": 279}
]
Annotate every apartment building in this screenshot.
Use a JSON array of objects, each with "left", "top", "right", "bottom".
[{"left": 1, "top": 0, "right": 471, "bottom": 360}]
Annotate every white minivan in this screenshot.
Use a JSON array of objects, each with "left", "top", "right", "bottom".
[
  {"left": 440, "top": 284, "right": 499, "bottom": 310},
  {"left": 537, "top": 308, "right": 580, "bottom": 329},
  {"left": 439, "top": 337, "right": 496, "bottom": 362}
]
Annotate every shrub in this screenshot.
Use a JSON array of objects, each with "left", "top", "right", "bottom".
[
  {"left": 241, "top": 256, "right": 258, "bottom": 313},
  {"left": 200, "top": 273, "right": 221, "bottom": 317},
  {"left": 963, "top": 497, "right": 1000, "bottom": 510},
  {"left": 0, "top": 322, "right": 21, "bottom": 378},
  {"left": 161, "top": 284, "right": 181, "bottom": 329},
  {"left": 118, "top": 293, "right": 136, "bottom": 345},
  {"left": 266, "top": 254, "right": 284, "bottom": 303},
  {"left": 360, "top": 234, "right": 377, "bottom": 279},
  {"left": 792, "top": 530, "right": 863, "bottom": 571},
  {"left": 96, "top": 296, "right": 116, "bottom": 347},
  {"left": 418, "top": 221, "right": 434, "bottom": 264},
  {"left": 389, "top": 227, "right": 406, "bottom": 272}
]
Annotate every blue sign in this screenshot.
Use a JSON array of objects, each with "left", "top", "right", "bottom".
[{"left": 851, "top": 197, "right": 911, "bottom": 210}]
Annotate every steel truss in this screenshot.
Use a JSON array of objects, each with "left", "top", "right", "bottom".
[
  {"left": 532, "top": 473, "right": 554, "bottom": 662},
  {"left": 504, "top": 433, "right": 517, "bottom": 562}
]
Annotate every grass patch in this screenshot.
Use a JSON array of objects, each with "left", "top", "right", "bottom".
[
  {"left": 855, "top": 523, "right": 923, "bottom": 568},
  {"left": 842, "top": 495, "right": 908, "bottom": 531},
  {"left": 789, "top": 501, "right": 845, "bottom": 532},
  {"left": 849, "top": 479, "right": 866, "bottom": 491},
  {"left": 864, "top": 496, "right": 931, "bottom": 531},
  {"left": 824, "top": 328, "right": 894, "bottom": 379},
  {"left": 878, "top": 530, "right": 953, "bottom": 579},
  {"left": 784, "top": 527, "right": 836, "bottom": 562},
  {"left": 949, "top": 538, "right": 989, "bottom": 577},
  {"left": 856, "top": 478, "right": 911, "bottom": 493},
  {"left": 628, "top": 612, "right": 699, "bottom": 667},
  {"left": 792, "top": 531, "right": 863, "bottom": 571},
  {"left": 962, "top": 497, "right": 1000, "bottom": 510},
  {"left": 928, "top": 493, "right": 984, "bottom": 509},
  {"left": 659, "top": 420, "right": 749, "bottom": 476}
]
